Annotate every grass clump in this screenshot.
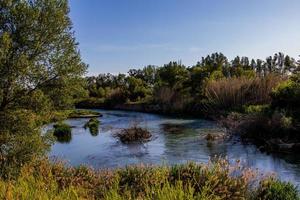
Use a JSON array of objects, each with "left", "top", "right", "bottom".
[
  {"left": 53, "top": 122, "right": 72, "bottom": 143},
  {"left": 115, "top": 126, "right": 152, "bottom": 143},
  {"left": 84, "top": 118, "right": 100, "bottom": 136},
  {"left": 68, "top": 109, "right": 102, "bottom": 118}
]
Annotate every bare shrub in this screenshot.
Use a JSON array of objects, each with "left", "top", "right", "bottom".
[{"left": 115, "top": 126, "right": 152, "bottom": 143}]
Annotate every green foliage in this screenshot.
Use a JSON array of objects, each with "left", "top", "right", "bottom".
[
  {"left": 0, "top": 0, "right": 86, "bottom": 181},
  {"left": 1, "top": 159, "right": 297, "bottom": 199},
  {"left": 104, "top": 87, "right": 128, "bottom": 106},
  {"left": 256, "top": 179, "right": 300, "bottom": 200},
  {"left": 0, "top": 110, "right": 52, "bottom": 179},
  {"left": 68, "top": 109, "right": 101, "bottom": 118},
  {"left": 0, "top": 0, "right": 87, "bottom": 111},
  {"left": 84, "top": 118, "right": 100, "bottom": 136},
  {"left": 209, "top": 70, "right": 225, "bottom": 80},
  {"left": 53, "top": 122, "right": 72, "bottom": 143},
  {"left": 244, "top": 104, "right": 270, "bottom": 114},
  {"left": 81, "top": 52, "right": 297, "bottom": 117},
  {"left": 271, "top": 73, "right": 300, "bottom": 120},
  {"left": 126, "top": 76, "right": 151, "bottom": 102}
]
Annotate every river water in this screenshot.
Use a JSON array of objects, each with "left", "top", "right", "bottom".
[{"left": 47, "top": 109, "right": 300, "bottom": 187}]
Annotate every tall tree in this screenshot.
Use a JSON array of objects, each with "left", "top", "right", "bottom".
[
  {"left": 0, "top": 0, "right": 87, "bottom": 111},
  {"left": 0, "top": 0, "right": 87, "bottom": 178}
]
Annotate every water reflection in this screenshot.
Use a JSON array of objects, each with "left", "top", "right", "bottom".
[
  {"left": 87, "top": 126, "right": 99, "bottom": 136},
  {"left": 47, "top": 109, "right": 300, "bottom": 187},
  {"left": 55, "top": 132, "right": 72, "bottom": 143}
]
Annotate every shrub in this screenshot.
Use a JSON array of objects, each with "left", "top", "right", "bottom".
[
  {"left": 271, "top": 73, "right": 300, "bottom": 120},
  {"left": 84, "top": 118, "right": 100, "bottom": 136},
  {"left": 115, "top": 126, "right": 152, "bottom": 143},
  {"left": 255, "top": 179, "right": 300, "bottom": 200},
  {"left": 104, "top": 87, "right": 128, "bottom": 106},
  {"left": 0, "top": 110, "right": 51, "bottom": 179}
]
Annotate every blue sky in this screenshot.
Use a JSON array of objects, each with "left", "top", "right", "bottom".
[{"left": 69, "top": 0, "right": 300, "bottom": 75}]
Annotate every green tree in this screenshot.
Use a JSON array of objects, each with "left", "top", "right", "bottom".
[
  {"left": 0, "top": 0, "right": 86, "bottom": 178},
  {"left": 0, "top": 0, "right": 87, "bottom": 111}
]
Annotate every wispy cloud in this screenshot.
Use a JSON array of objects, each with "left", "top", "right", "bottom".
[{"left": 94, "top": 43, "right": 202, "bottom": 53}]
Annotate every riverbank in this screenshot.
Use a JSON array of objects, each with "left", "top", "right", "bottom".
[
  {"left": 48, "top": 109, "right": 102, "bottom": 123},
  {"left": 75, "top": 98, "right": 211, "bottom": 119},
  {"left": 2, "top": 158, "right": 298, "bottom": 200}
]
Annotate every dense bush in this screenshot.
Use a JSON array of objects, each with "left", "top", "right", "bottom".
[
  {"left": 271, "top": 73, "right": 300, "bottom": 120},
  {"left": 104, "top": 87, "right": 128, "bottom": 106},
  {"left": 256, "top": 179, "right": 300, "bottom": 200},
  {"left": 0, "top": 110, "right": 51, "bottom": 179}
]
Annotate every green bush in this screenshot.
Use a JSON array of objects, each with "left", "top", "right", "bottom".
[
  {"left": 256, "top": 179, "right": 300, "bottom": 200},
  {"left": 271, "top": 73, "right": 300, "bottom": 120},
  {"left": 0, "top": 110, "right": 51, "bottom": 179}
]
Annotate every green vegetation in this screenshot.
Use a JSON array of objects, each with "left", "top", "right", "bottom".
[
  {"left": 0, "top": 0, "right": 299, "bottom": 199},
  {"left": 1, "top": 159, "right": 298, "bottom": 200},
  {"left": 115, "top": 126, "right": 152, "bottom": 143},
  {"left": 80, "top": 53, "right": 298, "bottom": 115},
  {"left": 80, "top": 54, "right": 300, "bottom": 152},
  {"left": 68, "top": 109, "right": 102, "bottom": 118},
  {"left": 84, "top": 118, "right": 100, "bottom": 136},
  {"left": 0, "top": 0, "right": 86, "bottom": 179},
  {"left": 53, "top": 122, "right": 72, "bottom": 143}
]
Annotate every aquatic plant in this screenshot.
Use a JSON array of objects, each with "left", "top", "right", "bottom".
[
  {"left": 115, "top": 126, "right": 152, "bottom": 143},
  {"left": 84, "top": 118, "right": 100, "bottom": 136},
  {"left": 53, "top": 123, "right": 72, "bottom": 143},
  {"left": 161, "top": 123, "right": 186, "bottom": 134}
]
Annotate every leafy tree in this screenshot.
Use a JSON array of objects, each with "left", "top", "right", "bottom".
[
  {"left": 157, "top": 62, "right": 189, "bottom": 89},
  {"left": 0, "top": 0, "right": 87, "bottom": 111},
  {"left": 126, "top": 76, "right": 150, "bottom": 101},
  {"left": 0, "top": 0, "right": 86, "bottom": 178}
]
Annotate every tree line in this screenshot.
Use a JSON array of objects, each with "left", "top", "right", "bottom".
[{"left": 84, "top": 52, "right": 300, "bottom": 107}]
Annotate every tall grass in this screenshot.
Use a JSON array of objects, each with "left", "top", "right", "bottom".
[
  {"left": 0, "top": 158, "right": 298, "bottom": 200},
  {"left": 203, "top": 74, "right": 283, "bottom": 114}
]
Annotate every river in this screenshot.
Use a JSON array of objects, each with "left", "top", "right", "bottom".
[{"left": 46, "top": 109, "right": 300, "bottom": 187}]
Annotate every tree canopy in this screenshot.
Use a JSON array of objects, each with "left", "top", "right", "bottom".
[{"left": 0, "top": 0, "right": 87, "bottom": 111}]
